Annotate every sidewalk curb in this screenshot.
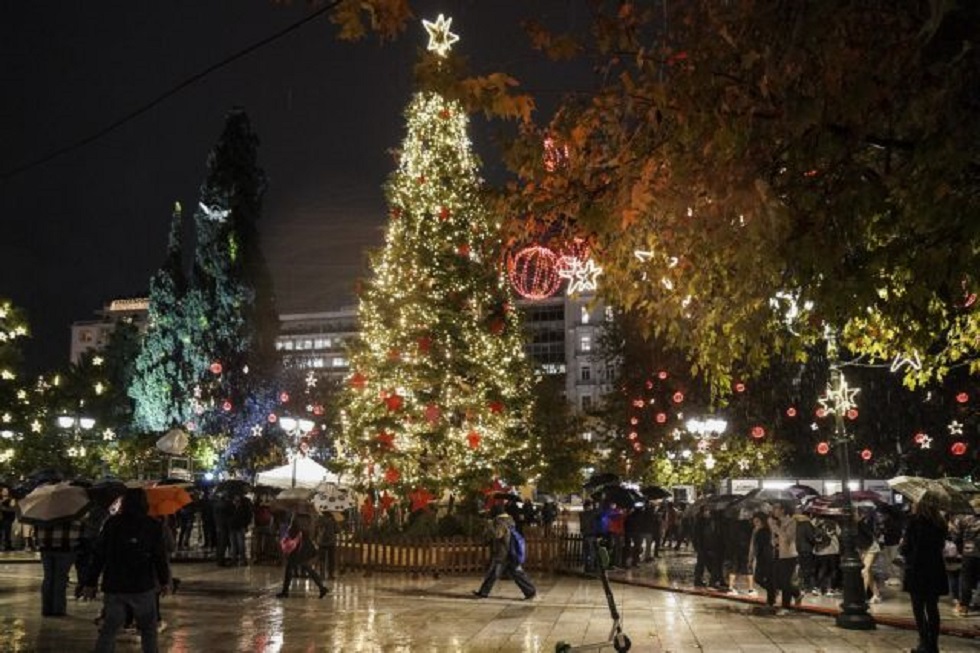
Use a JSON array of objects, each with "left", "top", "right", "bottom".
[{"left": 603, "top": 573, "right": 980, "bottom": 640}]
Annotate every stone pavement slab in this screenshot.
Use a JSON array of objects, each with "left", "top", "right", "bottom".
[{"left": 0, "top": 560, "right": 978, "bottom": 652}]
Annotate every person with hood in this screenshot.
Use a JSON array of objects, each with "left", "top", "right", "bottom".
[
  {"left": 768, "top": 503, "right": 802, "bottom": 613},
  {"left": 81, "top": 488, "right": 171, "bottom": 653},
  {"left": 473, "top": 513, "right": 536, "bottom": 600},
  {"left": 749, "top": 512, "right": 775, "bottom": 607},
  {"left": 900, "top": 499, "right": 948, "bottom": 653},
  {"left": 794, "top": 511, "right": 817, "bottom": 595}
]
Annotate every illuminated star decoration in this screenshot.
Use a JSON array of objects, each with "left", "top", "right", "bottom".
[
  {"left": 305, "top": 371, "right": 318, "bottom": 389},
  {"left": 559, "top": 257, "right": 603, "bottom": 295},
  {"left": 30, "top": 419, "right": 42, "bottom": 433},
  {"left": 817, "top": 375, "right": 860, "bottom": 416},
  {"left": 916, "top": 434, "right": 932, "bottom": 449},
  {"left": 737, "top": 458, "right": 750, "bottom": 471},
  {"left": 423, "top": 14, "right": 460, "bottom": 58},
  {"left": 92, "top": 356, "right": 104, "bottom": 367},
  {"left": 102, "top": 428, "right": 115, "bottom": 441},
  {"left": 948, "top": 420, "right": 964, "bottom": 436},
  {"left": 250, "top": 424, "right": 264, "bottom": 438},
  {"left": 890, "top": 351, "right": 922, "bottom": 374},
  {"left": 198, "top": 202, "right": 230, "bottom": 222}
]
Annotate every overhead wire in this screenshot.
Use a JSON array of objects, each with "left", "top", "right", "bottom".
[{"left": 0, "top": 1, "right": 340, "bottom": 182}]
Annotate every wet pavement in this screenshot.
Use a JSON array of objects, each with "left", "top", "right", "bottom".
[{"left": 1, "top": 551, "right": 979, "bottom": 652}]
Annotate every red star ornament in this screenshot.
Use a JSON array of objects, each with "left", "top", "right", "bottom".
[
  {"left": 466, "top": 431, "right": 482, "bottom": 449},
  {"left": 417, "top": 335, "right": 432, "bottom": 354},
  {"left": 488, "top": 400, "right": 505, "bottom": 414},
  {"left": 439, "top": 206, "right": 450, "bottom": 221},
  {"left": 360, "top": 498, "right": 376, "bottom": 523},
  {"left": 409, "top": 488, "right": 435, "bottom": 512},
  {"left": 384, "top": 466, "right": 401, "bottom": 484},
  {"left": 379, "top": 491, "right": 396, "bottom": 512},
  {"left": 376, "top": 432, "right": 395, "bottom": 450},
  {"left": 457, "top": 243, "right": 470, "bottom": 257},
  {"left": 387, "top": 348, "right": 401, "bottom": 361}
]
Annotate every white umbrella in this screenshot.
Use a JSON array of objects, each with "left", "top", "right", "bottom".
[
  {"left": 17, "top": 481, "right": 90, "bottom": 526},
  {"left": 888, "top": 475, "right": 974, "bottom": 513},
  {"left": 156, "top": 428, "right": 190, "bottom": 455},
  {"left": 255, "top": 457, "right": 338, "bottom": 490}
]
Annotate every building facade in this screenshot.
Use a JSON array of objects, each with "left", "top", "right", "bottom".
[{"left": 69, "top": 297, "right": 150, "bottom": 364}]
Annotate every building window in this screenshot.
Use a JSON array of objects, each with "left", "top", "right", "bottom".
[
  {"left": 78, "top": 330, "right": 93, "bottom": 344},
  {"left": 580, "top": 335, "right": 591, "bottom": 352},
  {"left": 332, "top": 357, "right": 347, "bottom": 367},
  {"left": 282, "top": 340, "right": 294, "bottom": 351},
  {"left": 581, "top": 365, "right": 591, "bottom": 381},
  {"left": 581, "top": 395, "right": 593, "bottom": 411},
  {"left": 605, "top": 306, "right": 615, "bottom": 322},
  {"left": 580, "top": 306, "right": 590, "bottom": 324},
  {"left": 314, "top": 337, "right": 331, "bottom": 349}
]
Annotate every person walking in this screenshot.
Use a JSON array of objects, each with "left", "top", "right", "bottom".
[
  {"left": 579, "top": 500, "right": 599, "bottom": 574},
  {"left": 856, "top": 508, "right": 883, "bottom": 603},
  {"left": 750, "top": 512, "right": 775, "bottom": 607},
  {"left": 318, "top": 511, "right": 339, "bottom": 581},
  {"left": 794, "top": 511, "right": 818, "bottom": 595},
  {"left": 769, "top": 503, "right": 802, "bottom": 614},
  {"left": 473, "top": 513, "right": 536, "bottom": 600},
  {"left": 951, "top": 509, "right": 980, "bottom": 616},
  {"left": 229, "top": 494, "right": 252, "bottom": 566},
  {"left": 0, "top": 487, "right": 16, "bottom": 550},
  {"left": 35, "top": 517, "right": 85, "bottom": 616},
  {"left": 276, "top": 515, "right": 328, "bottom": 599},
  {"left": 81, "top": 488, "right": 172, "bottom": 653},
  {"left": 813, "top": 516, "right": 842, "bottom": 596},
  {"left": 900, "top": 499, "right": 948, "bottom": 653}
]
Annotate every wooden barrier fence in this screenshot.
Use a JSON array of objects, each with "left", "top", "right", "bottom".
[{"left": 317, "top": 527, "right": 584, "bottom": 576}]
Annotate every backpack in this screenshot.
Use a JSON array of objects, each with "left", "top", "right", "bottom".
[{"left": 508, "top": 527, "right": 526, "bottom": 565}]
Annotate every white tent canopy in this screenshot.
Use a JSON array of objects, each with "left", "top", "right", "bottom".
[{"left": 255, "top": 457, "right": 339, "bottom": 490}]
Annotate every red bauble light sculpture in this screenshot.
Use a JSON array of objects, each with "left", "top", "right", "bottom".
[
  {"left": 951, "top": 441, "right": 968, "bottom": 456},
  {"left": 860, "top": 448, "right": 873, "bottom": 461},
  {"left": 508, "top": 246, "right": 561, "bottom": 300},
  {"left": 816, "top": 441, "right": 830, "bottom": 455},
  {"left": 750, "top": 426, "right": 766, "bottom": 439},
  {"left": 786, "top": 407, "right": 797, "bottom": 418}
]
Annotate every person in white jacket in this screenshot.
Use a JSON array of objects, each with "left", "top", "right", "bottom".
[{"left": 768, "top": 503, "right": 802, "bottom": 614}]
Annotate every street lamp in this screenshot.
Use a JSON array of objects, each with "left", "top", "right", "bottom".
[
  {"left": 56, "top": 414, "right": 95, "bottom": 458},
  {"left": 279, "top": 416, "right": 315, "bottom": 488},
  {"left": 820, "top": 334, "right": 875, "bottom": 631}
]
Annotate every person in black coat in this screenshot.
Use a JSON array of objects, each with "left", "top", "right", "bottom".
[
  {"left": 276, "top": 515, "right": 328, "bottom": 599},
  {"left": 900, "top": 499, "right": 948, "bottom": 653},
  {"left": 82, "top": 488, "right": 172, "bottom": 653},
  {"left": 750, "top": 512, "right": 776, "bottom": 607}
]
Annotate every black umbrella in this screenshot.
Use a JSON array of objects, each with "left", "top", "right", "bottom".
[
  {"left": 214, "top": 479, "right": 252, "bottom": 497},
  {"left": 745, "top": 488, "right": 800, "bottom": 508},
  {"left": 592, "top": 485, "right": 643, "bottom": 508},
  {"left": 725, "top": 496, "right": 773, "bottom": 520},
  {"left": 787, "top": 484, "right": 821, "bottom": 499},
  {"left": 86, "top": 480, "right": 127, "bottom": 509},
  {"left": 492, "top": 491, "right": 521, "bottom": 501},
  {"left": 641, "top": 485, "right": 671, "bottom": 500},
  {"left": 584, "top": 472, "right": 620, "bottom": 491}
]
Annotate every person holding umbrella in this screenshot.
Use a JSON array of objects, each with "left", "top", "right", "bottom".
[
  {"left": 276, "top": 513, "right": 329, "bottom": 599},
  {"left": 0, "top": 486, "right": 16, "bottom": 550},
  {"left": 900, "top": 498, "right": 948, "bottom": 653}
]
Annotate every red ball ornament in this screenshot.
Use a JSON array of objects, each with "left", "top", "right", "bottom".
[
  {"left": 267, "top": 413, "right": 278, "bottom": 424},
  {"left": 488, "top": 400, "right": 505, "bottom": 414},
  {"left": 439, "top": 108, "right": 451, "bottom": 120},
  {"left": 439, "top": 206, "right": 450, "bottom": 221},
  {"left": 489, "top": 318, "right": 506, "bottom": 335},
  {"left": 632, "top": 441, "right": 643, "bottom": 452},
  {"left": 956, "top": 392, "right": 969, "bottom": 404},
  {"left": 222, "top": 400, "right": 232, "bottom": 412},
  {"left": 466, "top": 431, "right": 481, "bottom": 449},
  {"left": 816, "top": 408, "right": 827, "bottom": 418},
  {"left": 860, "top": 448, "right": 873, "bottom": 461},
  {"left": 951, "top": 441, "right": 968, "bottom": 456},
  {"left": 846, "top": 409, "right": 859, "bottom": 420},
  {"left": 750, "top": 426, "right": 766, "bottom": 439},
  {"left": 417, "top": 336, "right": 432, "bottom": 354},
  {"left": 628, "top": 431, "right": 638, "bottom": 440},
  {"left": 457, "top": 243, "right": 470, "bottom": 257},
  {"left": 384, "top": 467, "right": 401, "bottom": 484},
  {"left": 734, "top": 382, "right": 746, "bottom": 393},
  {"left": 645, "top": 380, "right": 654, "bottom": 390},
  {"left": 914, "top": 432, "right": 928, "bottom": 444},
  {"left": 816, "top": 441, "right": 830, "bottom": 455},
  {"left": 312, "top": 404, "right": 324, "bottom": 416},
  {"left": 387, "top": 348, "right": 401, "bottom": 361},
  {"left": 672, "top": 391, "right": 685, "bottom": 404},
  {"left": 279, "top": 391, "right": 290, "bottom": 404},
  {"left": 655, "top": 412, "right": 667, "bottom": 424},
  {"left": 389, "top": 207, "right": 402, "bottom": 220},
  {"left": 424, "top": 404, "right": 441, "bottom": 425},
  {"left": 632, "top": 398, "right": 645, "bottom": 408},
  {"left": 658, "top": 371, "right": 668, "bottom": 380},
  {"left": 349, "top": 372, "right": 367, "bottom": 390},
  {"left": 630, "top": 417, "right": 639, "bottom": 426},
  {"left": 508, "top": 246, "right": 562, "bottom": 300},
  {"left": 376, "top": 432, "right": 395, "bottom": 451},
  {"left": 786, "top": 407, "right": 797, "bottom": 418},
  {"left": 209, "top": 362, "right": 223, "bottom": 375}
]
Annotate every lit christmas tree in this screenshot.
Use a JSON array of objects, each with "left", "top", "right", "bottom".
[{"left": 339, "top": 15, "right": 536, "bottom": 501}]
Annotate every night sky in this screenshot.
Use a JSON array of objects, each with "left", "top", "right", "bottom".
[{"left": 0, "top": 0, "right": 583, "bottom": 373}]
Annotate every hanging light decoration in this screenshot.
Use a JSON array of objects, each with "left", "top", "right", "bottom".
[{"left": 507, "top": 245, "right": 562, "bottom": 299}]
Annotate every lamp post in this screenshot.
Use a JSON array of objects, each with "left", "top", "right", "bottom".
[
  {"left": 57, "top": 414, "right": 95, "bottom": 458},
  {"left": 820, "top": 335, "right": 875, "bottom": 631},
  {"left": 279, "top": 416, "right": 315, "bottom": 488}
]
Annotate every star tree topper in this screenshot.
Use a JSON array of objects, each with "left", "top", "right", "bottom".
[
  {"left": 817, "top": 374, "right": 860, "bottom": 416},
  {"left": 423, "top": 14, "right": 459, "bottom": 57}
]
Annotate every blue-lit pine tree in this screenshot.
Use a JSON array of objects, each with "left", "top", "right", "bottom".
[{"left": 339, "top": 16, "right": 537, "bottom": 501}]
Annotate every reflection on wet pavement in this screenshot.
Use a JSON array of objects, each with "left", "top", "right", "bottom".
[{"left": 1, "top": 558, "right": 978, "bottom": 652}]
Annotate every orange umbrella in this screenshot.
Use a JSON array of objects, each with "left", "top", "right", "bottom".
[{"left": 145, "top": 485, "right": 193, "bottom": 517}]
